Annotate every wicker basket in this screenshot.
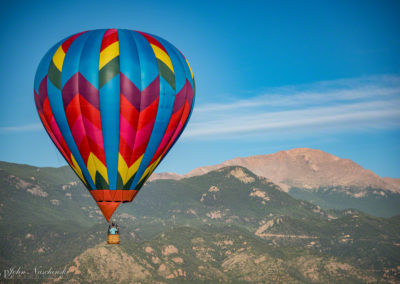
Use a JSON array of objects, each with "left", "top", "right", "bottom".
[{"left": 107, "top": 234, "right": 120, "bottom": 244}]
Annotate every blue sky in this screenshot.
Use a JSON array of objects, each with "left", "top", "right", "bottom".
[{"left": 0, "top": 0, "right": 399, "bottom": 177}]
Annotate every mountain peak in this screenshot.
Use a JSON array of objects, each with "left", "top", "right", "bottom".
[{"left": 174, "top": 148, "right": 398, "bottom": 193}]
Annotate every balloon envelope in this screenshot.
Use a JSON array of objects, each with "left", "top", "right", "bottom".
[{"left": 34, "top": 29, "right": 195, "bottom": 221}]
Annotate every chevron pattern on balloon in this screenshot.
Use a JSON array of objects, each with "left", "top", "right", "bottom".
[
  {"left": 118, "top": 75, "right": 160, "bottom": 189},
  {"left": 34, "top": 29, "right": 195, "bottom": 196},
  {"left": 137, "top": 79, "right": 195, "bottom": 185},
  {"left": 138, "top": 31, "right": 176, "bottom": 91},
  {"left": 34, "top": 76, "right": 86, "bottom": 184},
  {"left": 62, "top": 72, "right": 109, "bottom": 188}
]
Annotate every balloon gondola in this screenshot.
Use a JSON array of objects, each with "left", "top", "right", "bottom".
[
  {"left": 34, "top": 29, "right": 195, "bottom": 242},
  {"left": 107, "top": 233, "right": 120, "bottom": 245}
]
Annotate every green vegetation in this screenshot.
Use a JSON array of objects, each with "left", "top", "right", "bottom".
[
  {"left": 289, "top": 186, "right": 400, "bottom": 217},
  {"left": 0, "top": 162, "right": 399, "bottom": 283}
]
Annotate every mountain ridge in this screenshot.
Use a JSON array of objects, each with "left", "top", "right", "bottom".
[{"left": 152, "top": 148, "right": 399, "bottom": 193}]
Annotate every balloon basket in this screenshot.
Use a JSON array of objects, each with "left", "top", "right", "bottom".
[{"left": 107, "top": 234, "right": 120, "bottom": 245}]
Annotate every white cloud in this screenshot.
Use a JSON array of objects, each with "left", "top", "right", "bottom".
[
  {"left": 185, "top": 75, "right": 400, "bottom": 139},
  {"left": 0, "top": 123, "right": 42, "bottom": 133}
]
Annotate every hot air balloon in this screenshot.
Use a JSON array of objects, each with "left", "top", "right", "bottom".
[{"left": 34, "top": 29, "right": 195, "bottom": 225}]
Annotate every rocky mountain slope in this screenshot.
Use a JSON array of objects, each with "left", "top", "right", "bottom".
[
  {"left": 0, "top": 161, "right": 399, "bottom": 283},
  {"left": 152, "top": 148, "right": 400, "bottom": 217},
  {"left": 175, "top": 148, "right": 398, "bottom": 192}
]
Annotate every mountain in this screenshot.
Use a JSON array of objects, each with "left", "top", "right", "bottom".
[
  {"left": 148, "top": 171, "right": 183, "bottom": 181},
  {"left": 0, "top": 161, "right": 399, "bottom": 283},
  {"left": 383, "top": 177, "right": 400, "bottom": 191},
  {"left": 184, "top": 148, "right": 398, "bottom": 192},
  {"left": 153, "top": 148, "right": 400, "bottom": 217}
]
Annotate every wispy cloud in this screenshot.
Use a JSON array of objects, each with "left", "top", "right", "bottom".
[
  {"left": 184, "top": 75, "right": 400, "bottom": 139},
  {"left": 0, "top": 123, "right": 42, "bottom": 133},
  {"left": 2, "top": 75, "right": 399, "bottom": 141}
]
